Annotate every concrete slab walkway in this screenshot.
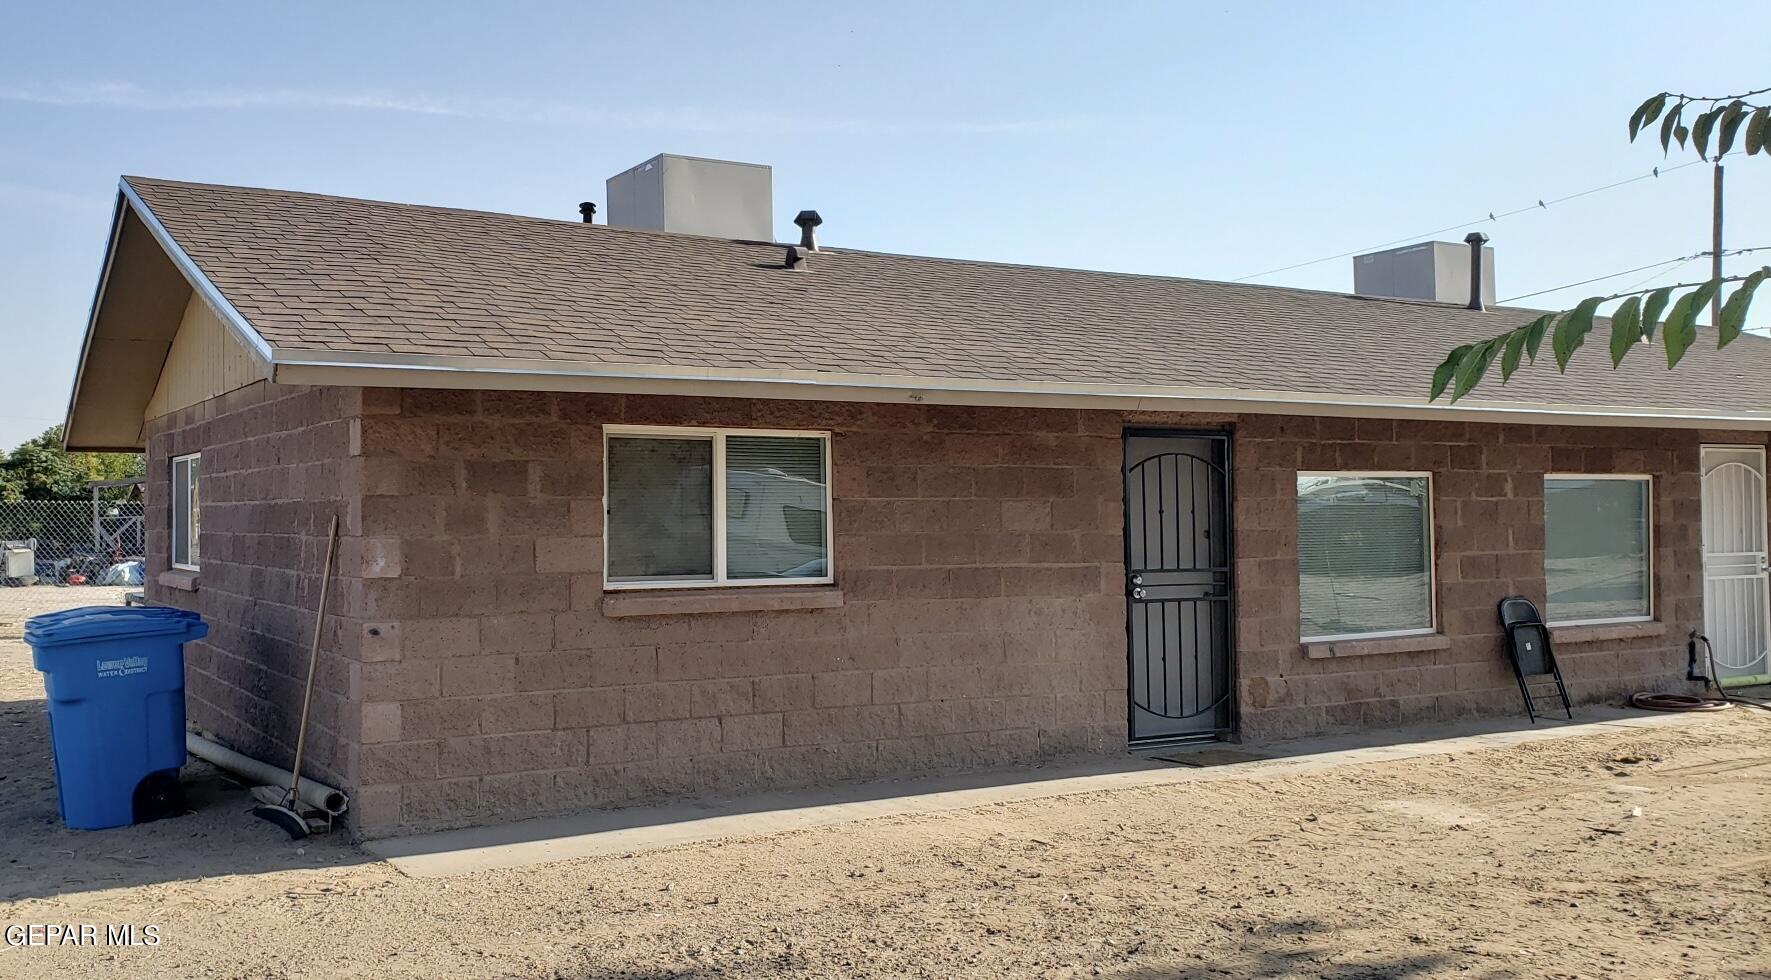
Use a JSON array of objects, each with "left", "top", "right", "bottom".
[{"left": 368, "top": 706, "right": 1719, "bottom": 877}]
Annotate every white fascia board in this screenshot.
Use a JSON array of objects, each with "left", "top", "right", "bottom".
[{"left": 267, "top": 349, "right": 1771, "bottom": 431}]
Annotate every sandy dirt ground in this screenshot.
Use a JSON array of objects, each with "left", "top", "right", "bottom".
[
  {"left": 0, "top": 586, "right": 137, "bottom": 638},
  {"left": 2, "top": 621, "right": 1769, "bottom": 979}
]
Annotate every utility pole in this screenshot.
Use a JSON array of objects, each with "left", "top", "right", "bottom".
[{"left": 1712, "top": 161, "right": 1725, "bottom": 326}]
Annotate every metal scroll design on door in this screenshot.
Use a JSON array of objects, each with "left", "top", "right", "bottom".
[
  {"left": 1702, "top": 458, "right": 1771, "bottom": 672},
  {"left": 1127, "top": 450, "right": 1232, "bottom": 723}
]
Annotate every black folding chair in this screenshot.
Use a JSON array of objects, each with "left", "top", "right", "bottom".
[{"left": 1496, "top": 596, "right": 1573, "bottom": 722}]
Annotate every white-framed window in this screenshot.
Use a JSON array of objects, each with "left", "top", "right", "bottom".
[
  {"left": 1297, "top": 472, "right": 1436, "bottom": 642},
  {"left": 171, "top": 452, "right": 201, "bottom": 570},
  {"left": 603, "top": 426, "right": 832, "bottom": 590},
  {"left": 1544, "top": 474, "right": 1653, "bottom": 626}
]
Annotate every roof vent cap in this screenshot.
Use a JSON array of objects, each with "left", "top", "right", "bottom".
[
  {"left": 794, "top": 210, "right": 822, "bottom": 251},
  {"left": 1463, "top": 232, "right": 1490, "bottom": 311}
]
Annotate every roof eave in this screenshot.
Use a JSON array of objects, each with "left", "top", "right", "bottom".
[
  {"left": 60, "top": 192, "right": 128, "bottom": 452},
  {"left": 117, "top": 178, "right": 274, "bottom": 364},
  {"left": 267, "top": 349, "right": 1771, "bottom": 431},
  {"left": 62, "top": 179, "right": 276, "bottom": 452}
]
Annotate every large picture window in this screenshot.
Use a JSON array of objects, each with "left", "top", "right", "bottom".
[
  {"left": 171, "top": 453, "right": 200, "bottom": 570},
  {"left": 604, "top": 427, "right": 831, "bottom": 588},
  {"left": 1297, "top": 473, "right": 1435, "bottom": 641},
  {"left": 1544, "top": 476, "right": 1652, "bottom": 624}
]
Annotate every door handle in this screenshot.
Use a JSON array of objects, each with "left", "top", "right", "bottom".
[{"left": 1131, "top": 587, "right": 1147, "bottom": 600}]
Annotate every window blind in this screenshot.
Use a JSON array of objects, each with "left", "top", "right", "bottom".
[
  {"left": 725, "top": 436, "right": 828, "bottom": 579},
  {"left": 605, "top": 437, "right": 713, "bottom": 582},
  {"left": 1297, "top": 475, "right": 1433, "bottom": 639},
  {"left": 1544, "top": 478, "right": 1650, "bottom": 622}
]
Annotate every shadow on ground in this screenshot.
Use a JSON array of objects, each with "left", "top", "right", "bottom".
[
  {"left": 370, "top": 750, "right": 1180, "bottom": 870},
  {"left": 374, "top": 703, "right": 1667, "bottom": 876},
  {"left": 556, "top": 919, "right": 1470, "bottom": 979},
  {"left": 0, "top": 694, "right": 373, "bottom": 903},
  {"left": 1202, "top": 704, "right": 1652, "bottom": 761}
]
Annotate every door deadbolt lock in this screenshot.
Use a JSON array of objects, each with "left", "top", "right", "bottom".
[{"left": 1130, "top": 574, "right": 1144, "bottom": 586}]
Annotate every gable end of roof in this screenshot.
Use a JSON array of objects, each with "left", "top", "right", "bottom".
[{"left": 60, "top": 180, "right": 276, "bottom": 451}]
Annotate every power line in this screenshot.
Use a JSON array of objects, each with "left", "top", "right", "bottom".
[
  {"left": 1612, "top": 257, "right": 1700, "bottom": 297},
  {"left": 1499, "top": 245, "right": 1771, "bottom": 304},
  {"left": 1233, "top": 158, "right": 1710, "bottom": 283},
  {"left": 1500, "top": 254, "right": 1698, "bottom": 304}
]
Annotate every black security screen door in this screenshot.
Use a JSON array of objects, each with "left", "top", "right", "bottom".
[{"left": 1123, "top": 431, "right": 1235, "bottom": 743}]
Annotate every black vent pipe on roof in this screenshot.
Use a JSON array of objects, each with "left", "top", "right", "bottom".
[
  {"left": 1464, "top": 231, "right": 1489, "bottom": 311},
  {"left": 579, "top": 202, "right": 597, "bottom": 224},
  {"left": 794, "top": 210, "right": 822, "bottom": 251}
]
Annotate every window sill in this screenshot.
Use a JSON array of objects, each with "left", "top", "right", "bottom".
[
  {"left": 602, "top": 585, "right": 844, "bottom": 618},
  {"left": 1550, "top": 620, "right": 1666, "bottom": 645},
  {"left": 1303, "top": 632, "right": 1450, "bottom": 660},
  {"left": 157, "top": 569, "right": 200, "bottom": 593}
]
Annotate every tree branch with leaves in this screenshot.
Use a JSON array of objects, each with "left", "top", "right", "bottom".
[
  {"left": 1630, "top": 87, "right": 1771, "bottom": 160},
  {"left": 1431, "top": 87, "right": 1768, "bottom": 403}
]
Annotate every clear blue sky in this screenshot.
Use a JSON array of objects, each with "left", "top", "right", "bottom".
[{"left": 2, "top": 1, "right": 1765, "bottom": 449}]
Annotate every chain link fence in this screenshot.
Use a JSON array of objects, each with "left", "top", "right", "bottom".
[{"left": 0, "top": 500, "right": 146, "bottom": 635}]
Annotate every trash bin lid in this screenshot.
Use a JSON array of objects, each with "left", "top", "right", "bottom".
[{"left": 24, "top": 605, "right": 205, "bottom": 647}]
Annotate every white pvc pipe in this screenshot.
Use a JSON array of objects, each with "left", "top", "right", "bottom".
[{"left": 185, "top": 732, "right": 349, "bottom": 816}]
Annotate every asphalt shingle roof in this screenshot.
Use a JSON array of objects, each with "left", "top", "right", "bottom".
[{"left": 122, "top": 175, "right": 1771, "bottom": 418}]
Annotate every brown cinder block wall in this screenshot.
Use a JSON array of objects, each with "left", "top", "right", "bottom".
[
  {"left": 340, "top": 392, "right": 1129, "bottom": 833},
  {"left": 148, "top": 384, "right": 1754, "bottom": 838},
  {"left": 1224, "top": 413, "right": 1751, "bottom": 739},
  {"left": 144, "top": 381, "right": 362, "bottom": 793}
]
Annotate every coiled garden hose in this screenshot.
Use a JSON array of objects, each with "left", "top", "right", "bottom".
[
  {"left": 1628, "top": 632, "right": 1770, "bottom": 713},
  {"left": 1627, "top": 692, "right": 1731, "bottom": 712}
]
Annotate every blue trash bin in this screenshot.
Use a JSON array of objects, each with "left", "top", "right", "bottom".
[{"left": 24, "top": 606, "right": 207, "bottom": 830}]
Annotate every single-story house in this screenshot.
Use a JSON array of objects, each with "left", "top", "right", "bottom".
[{"left": 62, "top": 157, "right": 1771, "bottom": 837}]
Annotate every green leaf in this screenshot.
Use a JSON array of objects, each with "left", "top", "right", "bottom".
[
  {"left": 1640, "top": 286, "right": 1675, "bottom": 340},
  {"left": 1748, "top": 107, "right": 1771, "bottom": 156},
  {"left": 1718, "top": 270, "right": 1767, "bottom": 348},
  {"left": 1551, "top": 297, "right": 1603, "bottom": 372},
  {"left": 1500, "top": 327, "right": 1527, "bottom": 382},
  {"left": 1718, "top": 101, "right": 1750, "bottom": 157},
  {"left": 1674, "top": 123, "right": 1690, "bottom": 149},
  {"left": 1689, "top": 278, "right": 1722, "bottom": 319},
  {"left": 1522, "top": 313, "right": 1553, "bottom": 363},
  {"left": 1660, "top": 103, "right": 1684, "bottom": 153},
  {"left": 1630, "top": 93, "right": 1668, "bottom": 141},
  {"left": 1451, "top": 338, "right": 1501, "bottom": 402},
  {"left": 1692, "top": 106, "right": 1722, "bottom": 159},
  {"left": 1608, "top": 295, "right": 1643, "bottom": 367},
  {"left": 1429, "top": 344, "right": 1473, "bottom": 401},
  {"left": 1661, "top": 289, "right": 1705, "bottom": 366}
]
